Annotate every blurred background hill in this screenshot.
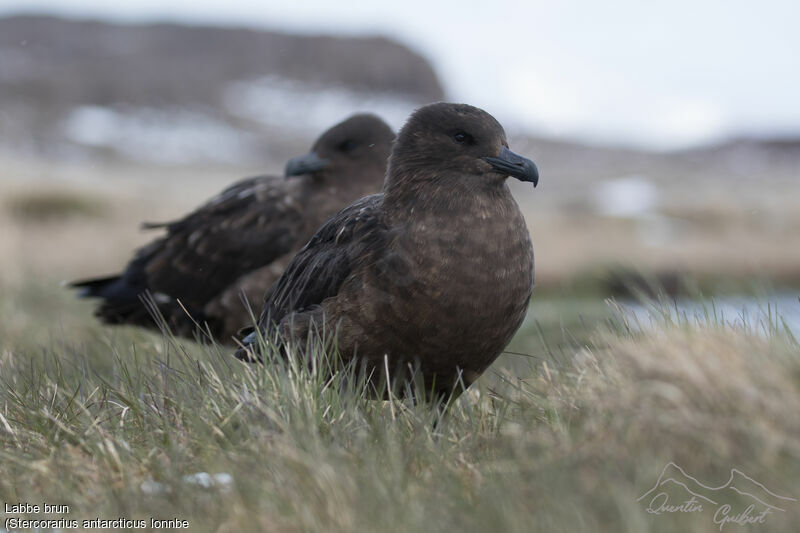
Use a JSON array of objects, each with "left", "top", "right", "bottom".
[
  {"left": 0, "top": 10, "right": 799, "bottom": 296},
  {"left": 3, "top": 14, "right": 799, "bottom": 176},
  {"left": 0, "top": 15, "right": 442, "bottom": 164}
]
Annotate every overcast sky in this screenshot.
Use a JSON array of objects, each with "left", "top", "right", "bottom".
[{"left": 2, "top": 0, "right": 799, "bottom": 149}]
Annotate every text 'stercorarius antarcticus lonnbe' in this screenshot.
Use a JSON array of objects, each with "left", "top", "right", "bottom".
[
  {"left": 236, "top": 103, "right": 538, "bottom": 400},
  {"left": 70, "top": 114, "right": 394, "bottom": 341}
]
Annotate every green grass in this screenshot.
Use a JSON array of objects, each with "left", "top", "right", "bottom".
[{"left": 1, "top": 280, "right": 799, "bottom": 532}]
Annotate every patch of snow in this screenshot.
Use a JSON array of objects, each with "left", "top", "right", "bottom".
[
  {"left": 60, "top": 105, "right": 260, "bottom": 165},
  {"left": 593, "top": 176, "right": 658, "bottom": 217},
  {"left": 140, "top": 477, "right": 167, "bottom": 495},
  {"left": 139, "top": 472, "right": 234, "bottom": 495},
  {"left": 224, "top": 75, "right": 422, "bottom": 134},
  {"left": 182, "top": 472, "right": 233, "bottom": 490}
]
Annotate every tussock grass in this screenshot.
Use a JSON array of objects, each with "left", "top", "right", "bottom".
[
  {"left": 1, "top": 282, "right": 799, "bottom": 532},
  {"left": 4, "top": 191, "right": 107, "bottom": 223}
]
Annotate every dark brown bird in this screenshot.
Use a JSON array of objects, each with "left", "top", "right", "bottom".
[
  {"left": 71, "top": 114, "right": 395, "bottom": 340},
  {"left": 235, "top": 103, "right": 538, "bottom": 400}
]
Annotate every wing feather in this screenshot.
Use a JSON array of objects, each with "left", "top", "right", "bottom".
[
  {"left": 141, "top": 176, "right": 304, "bottom": 308},
  {"left": 258, "top": 194, "right": 386, "bottom": 329}
]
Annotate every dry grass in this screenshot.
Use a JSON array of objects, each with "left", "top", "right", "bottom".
[
  {"left": 1, "top": 281, "right": 798, "bottom": 532},
  {"left": 1, "top": 157, "right": 799, "bottom": 531}
]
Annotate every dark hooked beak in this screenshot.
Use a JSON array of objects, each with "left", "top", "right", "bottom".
[
  {"left": 483, "top": 146, "right": 539, "bottom": 187},
  {"left": 284, "top": 151, "right": 330, "bottom": 178}
]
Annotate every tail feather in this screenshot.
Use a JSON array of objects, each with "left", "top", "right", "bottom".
[
  {"left": 140, "top": 220, "right": 172, "bottom": 230},
  {"left": 70, "top": 274, "right": 155, "bottom": 326},
  {"left": 67, "top": 275, "right": 121, "bottom": 298},
  {"left": 69, "top": 275, "right": 225, "bottom": 339}
]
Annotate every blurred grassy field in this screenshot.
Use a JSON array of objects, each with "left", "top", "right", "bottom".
[
  {"left": 1, "top": 157, "right": 800, "bottom": 531},
  {"left": 4, "top": 154, "right": 800, "bottom": 291}
]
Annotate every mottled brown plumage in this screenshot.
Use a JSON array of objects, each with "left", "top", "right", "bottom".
[
  {"left": 236, "top": 103, "right": 539, "bottom": 399},
  {"left": 71, "top": 114, "right": 394, "bottom": 340}
]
